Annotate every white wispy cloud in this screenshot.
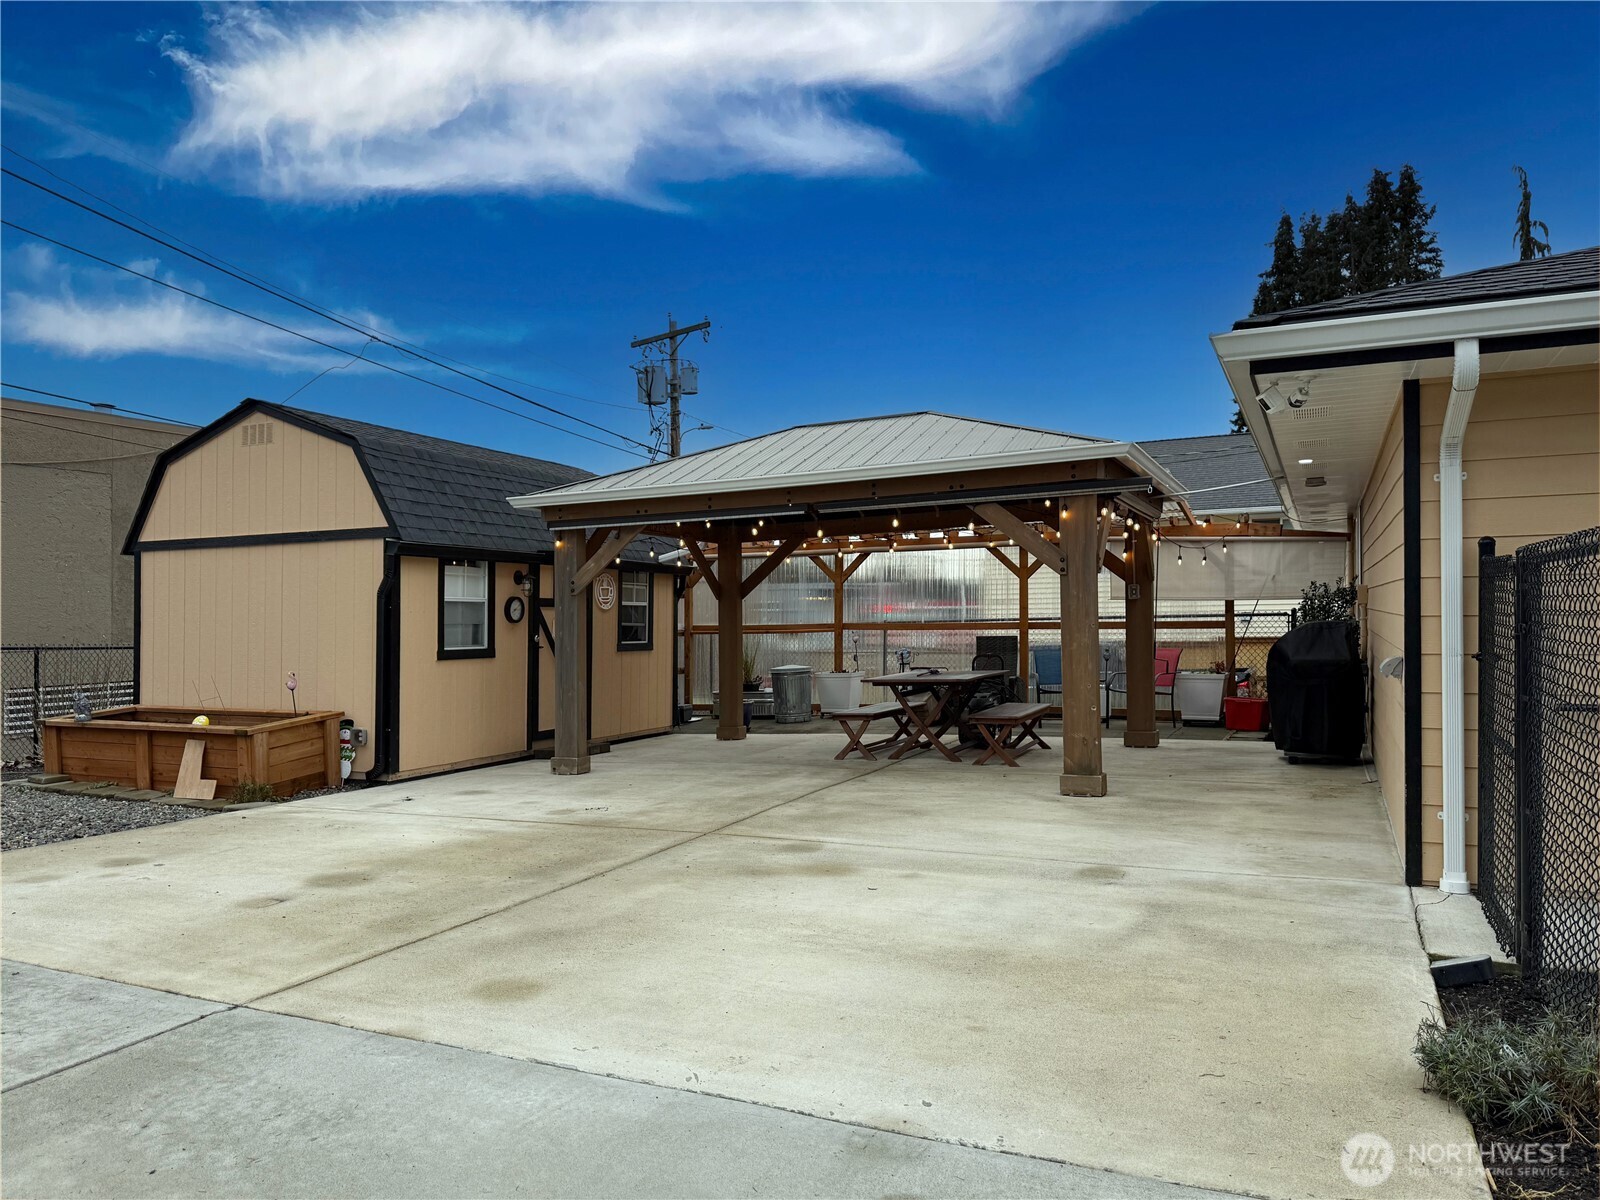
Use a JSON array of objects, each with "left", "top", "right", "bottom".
[
  {"left": 3, "top": 246, "right": 376, "bottom": 371},
  {"left": 162, "top": 2, "right": 1123, "bottom": 204}
]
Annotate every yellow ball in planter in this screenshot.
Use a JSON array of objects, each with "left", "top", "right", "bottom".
[{"left": 191, "top": 714, "right": 210, "bottom": 726}]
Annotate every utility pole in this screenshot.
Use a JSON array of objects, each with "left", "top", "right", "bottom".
[{"left": 631, "top": 314, "right": 710, "bottom": 458}]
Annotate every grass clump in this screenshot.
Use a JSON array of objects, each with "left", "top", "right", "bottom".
[
  {"left": 230, "top": 779, "right": 278, "bottom": 805},
  {"left": 1415, "top": 1006, "right": 1598, "bottom": 1139}
]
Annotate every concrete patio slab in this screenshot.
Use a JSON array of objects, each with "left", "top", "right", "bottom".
[
  {"left": 734, "top": 740, "right": 1403, "bottom": 883},
  {"left": 1, "top": 961, "right": 227, "bottom": 1089},
  {"left": 1, "top": 735, "right": 1484, "bottom": 1199},
  {"left": 298, "top": 748, "right": 885, "bottom": 833},
  {"left": 1, "top": 965, "right": 1231, "bottom": 1200},
  {"left": 257, "top": 817, "right": 1470, "bottom": 1199},
  {"left": 0, "top": 807, "right": 690, "bottom": 1004}
]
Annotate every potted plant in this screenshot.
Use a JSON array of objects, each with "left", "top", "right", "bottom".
[
  {"left": 815, "top": 633, "right": 865, "bottom": 715},
  {"left": 740, "top": 644, "right": 763, "bottom": 730}
]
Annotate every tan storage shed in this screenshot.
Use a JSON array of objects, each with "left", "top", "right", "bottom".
[{"left": 124, "top": 400, "right": 678, "bottom": 781}]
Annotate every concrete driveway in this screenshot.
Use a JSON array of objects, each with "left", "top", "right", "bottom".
[{"left": 1, "top": 734, "right": 1483, "bottom": 1199}]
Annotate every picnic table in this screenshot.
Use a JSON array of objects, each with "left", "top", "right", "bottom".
[{"left": 863, "top": 668, "right": 1004, "bottom": 762}]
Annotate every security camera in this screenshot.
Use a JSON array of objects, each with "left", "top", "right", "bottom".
[
  {"left": 1377, "top": 655, "right": 1404, "bottom": 680},
  {"left": 1256, "top": 383, "right": 1309, "bottom": 415}
]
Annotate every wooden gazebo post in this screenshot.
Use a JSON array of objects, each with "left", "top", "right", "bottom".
[
  {"left": 552, "top": 534, "right": 591, "bottom": 775},
  {"left": 1058, "top": 494, "right": 1107, "bottom": 795},
  {"left": 716, "top": 524, "right": 746, "bottom": 741},
  {"left": 1124, "top": 522, "right": 1159, "bottom": 748}
]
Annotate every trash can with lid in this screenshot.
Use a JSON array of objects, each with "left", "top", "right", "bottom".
[{"left": 770, "top": 665, "right": 814, "bottom": 724}]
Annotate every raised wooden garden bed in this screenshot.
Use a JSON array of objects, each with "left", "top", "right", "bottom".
[{"left": 43, "top": 707, "right": 343, "bottom": 799}]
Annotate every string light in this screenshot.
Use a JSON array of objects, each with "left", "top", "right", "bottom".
[
  {"left": 1222, "top": 541, "right": 1229, "bottom": 555},
  {"left": 891, "top": 516, "right": 899, "bottom": 528},
  {"left": 1202, "top": 549, "right": 1209, "bottom": 565},
  {"left": 1177, "top": 548, "right": 1184, "bottom": 566},
  {"left": 554, "top": 538, "right": 564, "bottom": 549},
  {"left": 816, "top": 528, "right": 824, "bottom": 538},
  {"left": 1045, "top": 498, "right": 1052, "bottom": 508}
]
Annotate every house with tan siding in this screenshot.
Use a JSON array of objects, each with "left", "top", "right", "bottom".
[
  {"left": 124, "top": 400, "right": 679, "bottom": 781},
  {"left": 1213, "top": 247, "right": 1599, "bottom": 889}
]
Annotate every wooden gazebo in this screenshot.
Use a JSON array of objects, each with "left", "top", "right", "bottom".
[{"left": 513, "top": 413, "right": 1186, "bottom": 796}]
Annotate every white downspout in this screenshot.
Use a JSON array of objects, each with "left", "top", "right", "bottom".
[{"left": 1437, "top": 338, "right": 1479, "bottom": 894}]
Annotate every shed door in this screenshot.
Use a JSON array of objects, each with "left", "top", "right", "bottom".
[{"left": 532, "top": 564, "right": 555, "bottom": 742}]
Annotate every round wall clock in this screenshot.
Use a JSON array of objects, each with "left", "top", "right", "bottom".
[{"left": 504, "top": 596, "right": 526, "bottom": 623}]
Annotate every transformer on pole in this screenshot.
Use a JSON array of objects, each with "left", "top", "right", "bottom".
[{"left": 631, "top": 313, "right": 710, "bottom": 458}]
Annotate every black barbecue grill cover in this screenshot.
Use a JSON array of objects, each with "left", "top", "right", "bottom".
[{"left": 1267, "top": 620, "right": 1365, "bottom": 760}]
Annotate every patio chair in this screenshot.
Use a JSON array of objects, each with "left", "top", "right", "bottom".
[
  {"left": 970, "top": 652, "right": 1021, "bottom": 706},
  {"left": 1153, "top": 646, "right": 1182, "bottom": 725},
  {"left": 1107, "top": 646, "right": 1185, "bottom": 728},
  {"left": 1032, "top": 646, "right": 1062, "bottom": 708}
]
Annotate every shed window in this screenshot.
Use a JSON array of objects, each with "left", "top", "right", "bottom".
[
  {"left": 439, "top": 560, "right": 493, "bottom": 658},
  {"left": 618, "top": 571, "right": 653, "bottom": 650}
]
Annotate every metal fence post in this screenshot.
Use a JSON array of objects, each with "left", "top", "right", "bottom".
[
  {"left": 31, "top": 648, "right": 42, "bottom": 762},
  {"left": 1512, "top": 547, "right": 1533, "bottom": 968}
]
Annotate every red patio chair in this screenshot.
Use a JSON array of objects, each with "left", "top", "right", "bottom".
[{"left": 1154, "top": 646, "right": 1183, "bottom": 727}]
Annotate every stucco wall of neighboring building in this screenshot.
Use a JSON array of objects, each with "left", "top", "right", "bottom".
[{"left": 2, "top": 400, "right": 191, "bottom": 646}]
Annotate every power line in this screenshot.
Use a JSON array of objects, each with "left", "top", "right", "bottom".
[
  {"left": 1, "top": 409, "right": 184, "bottom": 456},
  {"left": 1, "top": 147, "right": 751, "bottom": 443},
  {"left": 2, "top": 161, "right": 656, "bottom": 453},
  {"left": 0, "top": 381, "right": 189, "bottom": 425},
  {"left": 4, "top": 142, "right": 629, "bottom": 400},
  {"left": 1, "top": 220, "right": 653, "bottom": 460}
]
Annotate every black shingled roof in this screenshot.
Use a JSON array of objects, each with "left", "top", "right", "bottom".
[
  {"left": 280, "top": 406, "right": 670, "bottom": 561},
  {"left": 1233, "top": 246, "right": 1599, "bottom": 329},
  {"left": 1139, "top": 433, "right": 1281, "bottom": 514},
  {"left": 284, "top": 405, "right": 592, "bottom": 557}
]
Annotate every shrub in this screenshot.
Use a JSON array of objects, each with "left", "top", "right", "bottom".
[
  {"left": 1414, "top": 1007, "right": 1598, "bottom": 1138},
  {"left": 1293, "top": 578, "right": 1358, "bottom": 625},
  {"left": 231, "top": 779, "right": 277, "bottom": 805}
]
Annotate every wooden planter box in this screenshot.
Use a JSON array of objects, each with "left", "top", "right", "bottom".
[{"left": 43, "top": 707, "right": 343, "bottom": 799}]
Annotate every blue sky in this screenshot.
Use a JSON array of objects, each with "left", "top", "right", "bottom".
[{"left": 3, "top": 2, "right": 1596, "bottom": 475}]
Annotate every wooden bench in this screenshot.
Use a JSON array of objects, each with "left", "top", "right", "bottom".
[
  {"left": 833, "top": 702, "right": 916, "bottom": 761},
  {"left": 967, "top": 702, "right": 1051, "bottom": 767}
]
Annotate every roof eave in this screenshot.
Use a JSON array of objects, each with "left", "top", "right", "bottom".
[
  {"left": 512, "top": 441, "right": 1186, "bottom": 513},
  {"left": 1211, "top": 290, "right": 1599, "bottom": 365}
]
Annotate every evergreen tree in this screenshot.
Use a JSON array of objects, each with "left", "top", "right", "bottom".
[
  {"left": 1351, "top": 170, "right": 1399, "bottom": 293},
  {"left": 1253, "top": 213, "right": 1300, "bottom": 315},
  {"left": 1296, "top": 211, "right": 1344, "bottom": 304},
  {"left": 1394, "top": 164, "right": 1443, "bottom": 281},
  {"left": 1229, "top": 405, "right": 1249, "bottom": 433},
  {"left": 1512, "top": 165, "right": 1552, "bottom": 260},
  {"left": 1249, "top": 164, "right": 1444, "bottom": 317}
]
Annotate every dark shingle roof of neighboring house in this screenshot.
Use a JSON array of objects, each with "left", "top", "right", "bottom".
[
  {"left": 1232, "top": 246, "right": 1599, "bottom": 329},
  {"left": 127, "top": 400, "right": 666, "bottom": 561},
  {"left": 1138, "top": 433, "right": 1281, "bottom": 514}
]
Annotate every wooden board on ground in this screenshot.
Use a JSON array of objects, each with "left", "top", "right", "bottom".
[{"left": 174, "top": 739, "right": 218, "bottom": 801}]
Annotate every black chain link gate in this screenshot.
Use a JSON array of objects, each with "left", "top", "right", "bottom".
[{"left": 1476, "top": 529, "right": 1599, "bottom": 1014}]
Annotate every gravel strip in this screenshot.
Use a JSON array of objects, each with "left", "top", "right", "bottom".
[{"left": 1, "top": 785, "right": 209, "bottom": 851}]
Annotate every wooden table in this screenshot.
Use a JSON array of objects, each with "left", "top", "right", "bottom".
[{"left": 864, "top": 669, "right": 1005, "bottom": 762}]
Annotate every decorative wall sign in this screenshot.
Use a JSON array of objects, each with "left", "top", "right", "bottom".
[{"left": 595, "top": 572, "right": 617, "bottom": 612}]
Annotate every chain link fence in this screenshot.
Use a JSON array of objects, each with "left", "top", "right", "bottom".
[
  {"left": 1475, "top": 529, "right": 1599, "bottom": 1014},
  {"left": 2, "top": 646, "right": 135, "bottom": 766}
]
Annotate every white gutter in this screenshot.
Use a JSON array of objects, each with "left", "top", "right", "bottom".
[{"left": 1437, "top": 338, "right": 1480, "bottom": 895}]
